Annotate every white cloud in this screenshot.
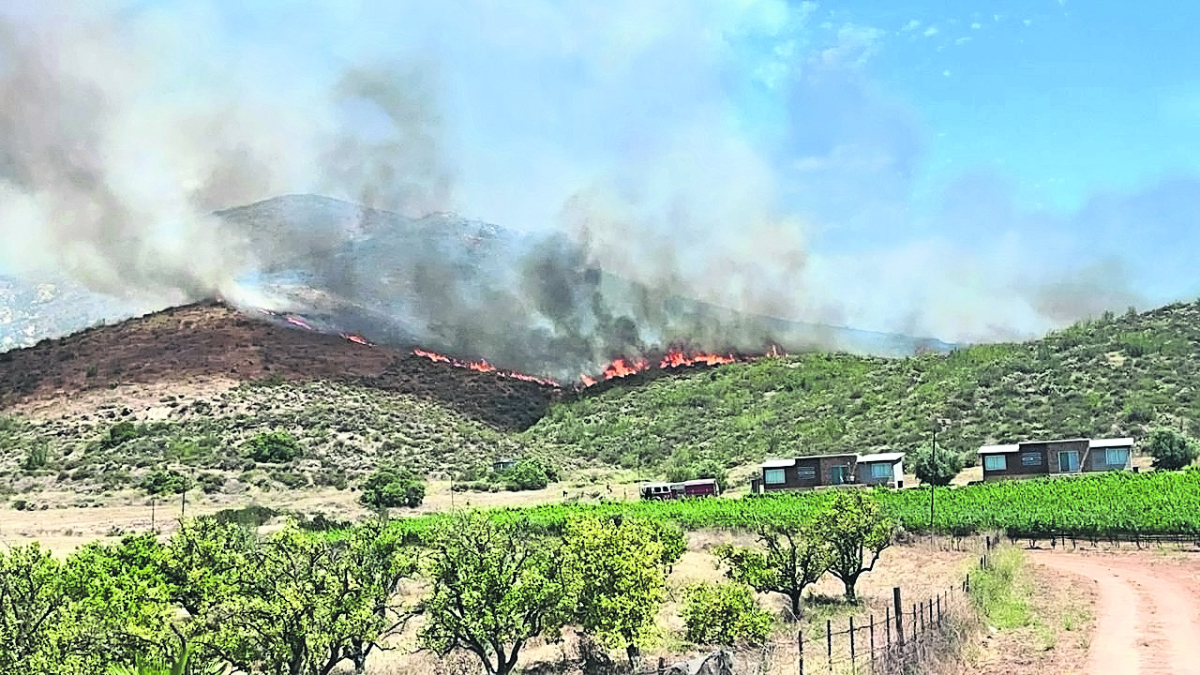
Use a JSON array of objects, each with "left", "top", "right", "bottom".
[
  {"left": 923, "top": 26, "right": 938, "bottom": 37},
  {"left": 1023, "top": 19, "right": 1033, "bottom": 26},
  {"left": 901, "top": 19, "right": 920, "bottom": 31},
  {"left": 943, "top": 69, "right": 951, "bottom": 77},
  {"left": 955, "top": 37, "right": 971, "bottom": 45},
  {"left": 971, "top": 22, "right": 981, "bottom": 29}
]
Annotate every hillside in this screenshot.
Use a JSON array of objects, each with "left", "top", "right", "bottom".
[
  {"left": 2, "top": 298, "right": 1200, "bottom": 503},
  {"left": 528, "top": 301, "right": 1200, "bottom": 471}
]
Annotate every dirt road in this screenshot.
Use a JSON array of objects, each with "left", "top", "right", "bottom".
[{"left": 1032, "top": 550, "right": 1200, "bottom": 675}]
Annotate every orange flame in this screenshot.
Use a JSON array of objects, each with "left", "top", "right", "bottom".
[
  {"left": 411, "top": 348, "right": 559, "bottom": 387},
  {"left": 285, "top": 315, "right": 314, "bottom": 331},
  {"left": 341, "top": 333, "right": 371, "bottom": 346}
]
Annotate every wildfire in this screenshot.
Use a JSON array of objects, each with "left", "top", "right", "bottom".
[{"left": 411, "top": 348, "right": 559, "bottom": 387}]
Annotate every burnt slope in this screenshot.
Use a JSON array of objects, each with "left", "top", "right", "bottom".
[{"left": 0, "top": 300, "right": 558, "bottom": 431}]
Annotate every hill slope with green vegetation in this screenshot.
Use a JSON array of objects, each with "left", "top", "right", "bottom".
[
  {"left": 527, "top": 301, "right": 1200, "bottom": 472},
  {"left": 3, "top": 299, "right": 1200, "bottom": 500}
]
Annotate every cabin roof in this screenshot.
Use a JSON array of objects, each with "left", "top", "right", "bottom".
[
  {"left": 978, "top": 444, "right": 1020, "bottom": 455},
  {"left": 1089, "top": 437, "right": 1135, "bottom": 449},
  {"left": 858, "top": 452, "right": 904, "bottom": 463}
]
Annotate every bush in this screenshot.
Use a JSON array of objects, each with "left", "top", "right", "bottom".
[
  {"left": 243, "top": 431, "right": 301, "bottom": 464},
  {"left": 680, "top": 582, "right": 773, "bottom": 646},
  {"left": 139, "top": 469, "right": 192, "bottom": 495},
  {"left": 212, "top": 504, "right": 278, "bottom": 527},
  {"left": 911, "top": 443, "right": 964, "bottom": 486},
  {"left": 1146, "top": 428, "right": 1200, "bottom": 471},
  {"left": 359, "top": 466, "right": 426, "bottom": 509},
  {"left": 103, "top": 421, "right": 141, "bottom": 449},
  {"left": 20, "top": 443, "right": 50, "bottom": 471},
  {"left": 501, "top": 459, "right": 555, "bottom": 491},
  {"left": 197, "top": 472, "right": 226, "bottom": 494}
]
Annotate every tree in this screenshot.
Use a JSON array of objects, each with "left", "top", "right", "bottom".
[
  {"left": 911, "top": 443, "right": 963, "bottom": 487},
  {"left": 501, "top": 460, "right": 552, "bottom": 491},
  {"left": 165, "top": 518, "right": 419, "bottom": 675},
  {"left": 0, "top": 544, "right": 64, "bottom": 675},
  {"left": 815, "top": 491, "right": 893, "bottom": 602},
  {"left": 713, "top": 522, "right": 830, "bottom": 620},
  {"left": 561, "top": 515, "right": 678, "bottom": 665},
  {"left": 359, "top": 466, "right": 425, "bottom": 508},
  {"left": 243, "top": 431, "right": 301, "bottom": 464},
  {"left": 418, "top": 511, "right": 572, "bottom": 675},
  {"left": 679, "top": 582, "right": 773, "bottom": 646},
  {"left": 1146, "top": 428, "right": 1199, "bottom": 470}
]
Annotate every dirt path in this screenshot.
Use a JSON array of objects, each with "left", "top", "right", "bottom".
[{"left": 1031, "top": 550, "right": 1200, "bottom": 675}]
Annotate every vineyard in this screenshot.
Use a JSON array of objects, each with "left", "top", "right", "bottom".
[{"left": 421, "top": 469, "right": 1200, "bottom": 539}]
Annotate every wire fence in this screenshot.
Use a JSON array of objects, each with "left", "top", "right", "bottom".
[
  {"left": 632, "top": 537, "right": 997, "bottom": 675},
  {"left": 1005, "top": 530, "right": 1200, "bottom": 550}
]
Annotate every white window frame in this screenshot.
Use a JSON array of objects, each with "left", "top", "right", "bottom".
[
  {"left": 984, "top": 454, "right": 1007, "bottom": 471},
  {"left": 870, "top": 462, "right": 891, "bottom": 479},
  {"left": 764, "top": 468, "right": 786, "bottom": 485},
  {"left": 1058, "top": 450, "right": 1080, "bottom": 473},
  {"left": 1105, "top": 447, "right": 1130, "bottom": 466}
]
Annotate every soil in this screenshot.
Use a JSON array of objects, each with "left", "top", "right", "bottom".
[
  {"left": 0, "top": 300, "right": 559, "bottom": 430},
  {"left": 1031, "top": 549, "right": 1200, "bottom": 675}
]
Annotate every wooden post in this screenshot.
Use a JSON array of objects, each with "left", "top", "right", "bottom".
[
  {"left": 870, "top": 615, "right": 876, "bottom": 670},
  {"left": 916, "top": 603, "right": 922, "bottom": 634},
  {"left": 658, "top": 657, "right": 665, "bottom": 675},
  {"left": 798, "top": 630, "right": 804, "bottom": 675},
  {"left": 850, "top": 616, "right": 856, "bottom": 672},
  {"left": 886, "top": 606, "right": 892, "bottom": 646},
  {"left": 938, "top": 595, "right": 943, "bottom": 625},
  {"left": 827, "top": 619, "right": 833, "bottom": 672},
  {"left": 893, "top": 587, "right": 904, "bottom": 646}
]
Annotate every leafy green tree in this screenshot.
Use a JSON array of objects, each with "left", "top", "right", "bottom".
[
  {"left": 139, "top": 469, "right": 192, "bottom": 496},
  {"left": 0, "top": 543, "right": 64, "bottom": 675},
  {"left": 680, "top": 582, "right": 773, "bottom": 646},
  {"left": 359, "top": 466, "right": 426, "bottom": 508},
  {"left": 243, "top": 431, "right": 301, "bottom": 464},
  {"left": 165, "top": 518, "right": 419, "bottom": 675},
  {"left": 502, "top": 460, "right": 552, "bottom": 490},
  {"left": 561, "top": 515, "right": 678, "bottom": 665},
  {"left": 418, "top": 511, "right": 572, "bottom": 675},
  {"left": 1146, "top": 428, "right": 1200, "bottom": 470},
  {"left": 815, "top": 491, "right": 893, "bottom": 602},
  {"left": 713, "top": 522, "right": 830, "bottom": 620},
  {"left": 911, "top": 443, "right": 964, "bottom": 487},
  {"left": 104, "top": 421, "right": 141, "bottom": 449}
]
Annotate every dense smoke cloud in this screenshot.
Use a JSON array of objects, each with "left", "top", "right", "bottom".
[{"left": 0, "top": 0, "right": 1195, "bottom": 377}]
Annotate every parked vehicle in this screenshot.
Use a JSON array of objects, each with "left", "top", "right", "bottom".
[{"left": 639, "top": 478, "right": 719, "bottom": 500}]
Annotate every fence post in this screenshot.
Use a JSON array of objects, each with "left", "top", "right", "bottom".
[
  {"left": 893, "top": 587, "right": 904, "bottom": 646},
  {"left": 937, "top": 594, "right": 943, "bottom": 626},
  {"left": 658, "top": 657, "right": 665, "bottom": 675},
  {"left": 885, "top": 606, "right": 891, "bottom": 646},
  {"left": 798, "top": 630, "right": 804, "bottom": 675},
  {"left": 915, "top": 603, "right": 921, "bottom": 634},
  {"left": 827, "top": 619, "right": 833, "bottom": 672},
  {"left": 850, "top": 616, "right": 856, "bottom": 672},
  {"left": 870, "top": 615, "right": 876, "bottom": 670}
]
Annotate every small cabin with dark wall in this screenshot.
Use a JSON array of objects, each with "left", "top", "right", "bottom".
[
  {"left": 978, "top": 437, "right": 1133, "bottom": 481},
  {"left": 757, "top": 452, "right": 904, "bottom": 492}
]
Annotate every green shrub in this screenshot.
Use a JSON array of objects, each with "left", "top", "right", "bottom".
[
  {"left": 911, "top": 444, "right": 963, "bottom": 486},
  {"left": 359, "top": 466, "right": 426, "bottom": 509},
  {"left": 501, "top": 459, "right": 555, "bottom": 491},
  {"left": 212, "top": 504, "right": 278, "bottom": 527},
  {"left": 1146, "top": 428, "right": 1200, "bottom": 470},
  {"left": 103, "top": 421, "right": 141, "bottom": 449},
  {"left": 139, "top": 469, "right": 192, "bottom": 495},
  {"left": 243, "top": 431, "right": 301, "bottom": 464},
  {"left": 20, "top": 443, "right": 50, "bottom": 471},
  {"left": 271, "top": 471, "right": 308, "bottom": 489},
  {"left": 680, "top": 582, "right": 773, "bottom": 646},
  {"left": 197, "top": 472, "right": 225, "bottom": 494}
]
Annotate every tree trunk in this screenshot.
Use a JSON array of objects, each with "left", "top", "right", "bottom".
[
  {"left": 626, "top": 643, "right": 641, "bottom": 668},
  {"left": 843, "top": 576, "right": 858, "bottom": 603},
  {"left": 789, "top": 592, "right": 804, "bottom": 621}
]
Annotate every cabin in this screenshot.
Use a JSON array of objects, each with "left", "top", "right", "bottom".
[
  {"left": 756, "top": 452, "right": 905, "bottom": 493},
  {"left": 639, "top": 478, "right": 719, "bottom": 500},
  {"left": 978, "top": 437, "right": 1134, "bottom": 481}
]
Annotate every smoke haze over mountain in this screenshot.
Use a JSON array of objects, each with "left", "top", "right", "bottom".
[{"left": 0, "top": 0, "right": 1196, "bottom": 369}]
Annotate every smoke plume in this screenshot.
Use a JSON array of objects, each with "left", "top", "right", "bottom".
[{"left": 0, "top": 1, "right": 1194, "bottom": 378}]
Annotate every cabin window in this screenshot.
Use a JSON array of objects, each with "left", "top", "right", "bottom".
[
  {"left": 984, "top": 455, "right": 1007, "bottom": 471},
  {"left": 870, "top": 463, "right": 891, "bottom": 479},
  {"left": 1020, "top": 452, "right": 1041, "bottom": 466},
  {"left": 796, "top": 466, "right": 817, "bottom": 480},
  {"left": 1105, "top": 447, "right": 1129, "bottom": 466},
  {"left": 764, "top": 469, "right": 786, "bottom": 485}
]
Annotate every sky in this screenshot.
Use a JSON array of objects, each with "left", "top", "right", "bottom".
[{"left": 1, "top": 0, "right": 1199, "bottom": 344}]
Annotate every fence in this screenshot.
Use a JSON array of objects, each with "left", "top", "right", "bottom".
[
  {"left": 1006, "top": 530, "right": 1200, "bottom": 550},
  {"left": 635, "top": 537, "right": 997, "bottom": 675}
]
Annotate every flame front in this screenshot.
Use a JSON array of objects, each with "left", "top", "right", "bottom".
[{"left": 411, "top": 348, "right": 559, "bottom": 387}]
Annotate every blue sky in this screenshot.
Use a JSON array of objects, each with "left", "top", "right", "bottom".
[{"left": 2, "top": 0, "right": 1199, "bottom": 342}]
